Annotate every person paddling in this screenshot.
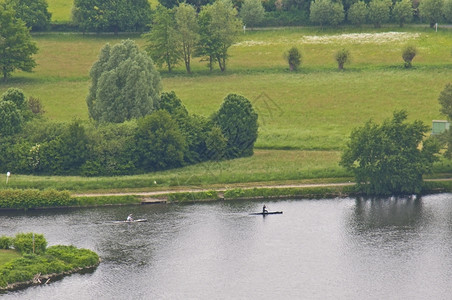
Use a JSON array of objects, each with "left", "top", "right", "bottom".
[
  {"left": 263, "top": 205, "right": 268, "bottom": 214},
  {"left": 127, "top": 214, "right": 134, "bottom": 222}
]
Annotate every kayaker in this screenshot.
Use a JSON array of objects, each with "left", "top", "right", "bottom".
[
  {"left": 263, "top": 205, "right": 268, "bottom": 214},
  {"left": 127, "top": 214, "right": 134, "bottom": 222}
]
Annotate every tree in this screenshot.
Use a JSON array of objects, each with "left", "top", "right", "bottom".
[
  {"left": 340, "top": 110, "right": 440, "bottom": 196},
  {"left": 444, "top": 0, "right": 452, "bottom": 23},
  {"left": 438, "top": 83, "right": 452, "bottom": 120},
  {"left": 134, "top": 110, "right": 187, "bottom": 171},
  {"left": 402, "top": 44, "right": 417, "bottom": 68},
  {"left": 367, "top": 0, "right": 391, "bottom": 28},
  {"left": 86, "top": 39, "right": 161, "bottom": 123},
  {"left": 240, "top": 0, "right": 266, "bottom": 28},
  {"left": 0, "top": 101, "right": 23, "bottom": 136},
  {"left": 347, "top": 1, "right": 367, "bottom": 26},
  {"left": 335, "top": 48, "right": 350, "bottom": 70},
  {"left": 175, "top": 3, "right": 199, "bottom": 74},
  {"left": 418, "top": 0, "right": 444, "bottom": 27},
  {"left": 72, "top": 0, "right": 151, "bottom": 33},
  {"left": 198, "top": 0, "right": 242, "bottom": 72},
  {"left": 212, "top": 94, "right": 258, "bottom": 158},
  {"left": 145, "top": 5, "right": 181, "bottom": 72},
  {"left": 285, "top": 47, "right": 302, "bottom": 71},
  {"left": 392, "top": 0, "right": 413, "bottom": 27},
  {"left": 1, "top": 88, "right": 32, "bottom": 121},
  {"left": 309, "top": 0, "right": 344, "bottom": 27},
  {"left": 0, "top": 5, "right": 38, "bottom": 81},
  {"left": 5, "top": 0, "right": 51, "bottom": 31}
]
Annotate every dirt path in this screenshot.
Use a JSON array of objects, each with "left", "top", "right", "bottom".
[{"left": 73, "top": 182, "right": 355, "bottom": 197}]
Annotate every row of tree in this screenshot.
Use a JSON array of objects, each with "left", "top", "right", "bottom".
[
  {"left": 145, "top": 0, "right": 243, "bottom": 73},
  {"left": 0, "top": 89, "right": 258, "bottom": 176},
  {"left": 310, "top": 0, "right": 451, "bottom": 28}
]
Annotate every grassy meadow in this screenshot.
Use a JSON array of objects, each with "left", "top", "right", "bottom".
[{"left": 2, "top": 26, "right": 452, "bottom": 190}]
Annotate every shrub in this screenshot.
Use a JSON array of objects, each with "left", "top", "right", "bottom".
[
  {"left": 13, "top": 233, "right": 47, "bottom": 255},
  {"left": 402, "top": 44, "right": 417, "bottom": 68},
  {"left": 0, "top": 189, "right": 75, "bottom": 209},
  {"left": 285, "top": 47, "right": 302, "bottom": 71},
  {"left": 335, "top": 48, "right": 351, "bottom": 70},
  {"left": 0, "top": 236, "right": 12, "bottom": 249}
]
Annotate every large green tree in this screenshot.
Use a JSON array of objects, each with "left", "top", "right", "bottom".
[
  {"left": 240, "top": 0, "right": 265, "bottom": 28},
  {"left": 5, "top": 0, "right": 51, "bottom": 31},
  {"left": 87, "top": 39, "right": 161, "bottom": 123},
  {"left": 0, "top": 4, "right": 38, "bottom": 81},
  {"left": 418, "top": 0, "right": 444, "bottom": 26},
  {"left": 392, "top": 0, "right": 413, "bottom": 27},
  {"left": 175, "top": 3, "right": 199, "bottom": 74},
  {"left": 198, "top": 0, "right": 242, "bottom": 72},
  {"left": 340, "top": 110, "right": 440, "bottom": 196},
  {"left": 212, "top": 93, "right": 258, "bottom": 158},
  {"left": 134, "top": 110, "right": 187, "bottom": 171},
  {"left": 367, "top": 0, "right": 391, "bottom": 28},
  {"left": 72, "top": 0, "right": 151, "bottom": 33},
  {"left": 145, "top": 5, "right": 180, "bottom": 72},
  {"left": 347, "top": 1, "right": 367, "bottom": 26},
  {"left": 309, "top": 0, "right": 344, "bottom": 27}
]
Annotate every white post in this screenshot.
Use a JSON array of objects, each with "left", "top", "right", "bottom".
[
  {"left": 435, "top": 23, "right": 438, "bottom": 32},
  {"left": 6, "top": 172, "right": 10, "bottom": 184}
]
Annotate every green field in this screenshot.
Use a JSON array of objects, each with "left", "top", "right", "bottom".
[
  {"left": 0, "top": 250, "right": 21, "bottom": 266},
  {"left": 1, "top": 27, "right": 452, "bottom": 190}
]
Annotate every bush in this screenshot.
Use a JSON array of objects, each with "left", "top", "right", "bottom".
[
  {"left": 13, "top": 233, "right": 47, "bottom": 255},
  {"left": 285, "top": 47, "right": 302, "bottom": 71},
  {"left": 0, "top": 189, "right": 75, "bottom": 209},
  {"left": 0, "top": 236, "right": 12, "bottom": 249},
  {"left": 335, "top": 48, "right": 351, "bottom": 70},
  {"left": 402, "top": 44, "right": 417, "bottom": 68}
]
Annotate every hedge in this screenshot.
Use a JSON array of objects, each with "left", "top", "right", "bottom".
[{"left": 0, "top": 189, "right": 75, "bottom": 209}]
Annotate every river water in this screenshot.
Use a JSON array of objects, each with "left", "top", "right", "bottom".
[{"left": 2, "top": 194, "right": 452, "bottom": 299}]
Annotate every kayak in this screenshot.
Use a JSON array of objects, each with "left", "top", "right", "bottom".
[
  {"left": 115, "top": 218, "right": 148, "bottom": 223},
  {"left": 249, "top": 211, "right": 283, "bottom": 215}
]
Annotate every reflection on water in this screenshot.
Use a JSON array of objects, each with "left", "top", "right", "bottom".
[{"left": 2, "top": 195, "right": 452, "bottom": 299}]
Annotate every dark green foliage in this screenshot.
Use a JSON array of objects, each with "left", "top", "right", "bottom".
[
  {"left": 0, "top": 236, "right": 12, "bottom": 249},
  {"left": 40, "top": 120, "right": 89, "bottom": 175},
  {"left": 135, "top": 110, "right": 187, "bottom": 171},
  {"left": 72, "top": 0, "right": 151, "bottom": 33},
  {"left": 367, "top": 0, "right": 391, "bottom": 28},
  {"left": 0, "top": 4, "right": 38, "bottom": 81},
  {"left": 13, "top": 233, "right": 47, "bottom": 255},
  {"left": 1, "top": 88, "right": 27, "bottom": 111},
  {"left": 347, "top": 1, "right": 367, "bottom": 26},
  {"left": 0, "top": 189, "right": 75, "bottom": 209},
  {"left": 87, "top": 39, "right": 161, "bottom": 123},
  {"left": 213, "top": 94, "right": 258, "bottom": 159},
  {"left": 392, "top": 0, "right": 413, "bottom": 27},
  {"left": 46, "top": 245, "right": 99, "bottom": 268},
  {"left": 5, "top": 0, "right": 51, "bottom": 31},
  {"left": 418, "top": 0, "right": 444, "bottom": 26},
  {"left": 402, "top": 44, "right": 417, "bottom": 68},
  {"left": 81, "top": 122, "right": 137, "bottom": 176},
  {"left": 340, "top": 110, "right": 440, "bottom": 196},
  {"left": 0, "top": 101, "right": 23, "bottom": 136},
  {"left": 285, "top": 47, "right": 302, "bottom": 71},
  {"left": 309, "top": 0, "right": 344, "bottom": 27}
]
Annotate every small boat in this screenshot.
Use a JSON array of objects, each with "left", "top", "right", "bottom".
[
  {"left": 249, "top": 211, "right": 283, "bottom": 215},
  {"left": 114, "top": 218, "right": 148, "bottom": 223}
]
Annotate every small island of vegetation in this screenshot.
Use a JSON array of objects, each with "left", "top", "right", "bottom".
[{"left": 0, "top": 233, "right": 99, "bottom": 291}]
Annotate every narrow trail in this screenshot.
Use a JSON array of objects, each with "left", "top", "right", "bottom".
[{"left": 74, "top": 182, "right": 355, "bottom": 197}]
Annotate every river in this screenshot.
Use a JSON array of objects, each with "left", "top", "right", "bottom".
[{"left": 2, "top": 194, "right": 452, "bottom": 299}]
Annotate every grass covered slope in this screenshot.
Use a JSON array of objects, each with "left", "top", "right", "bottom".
[
  {"left": 3, "top": 28, "right": 450, "bottom": 151},
  {"left": 1, "top": 27, "right": 451, "bottom": 189}
]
